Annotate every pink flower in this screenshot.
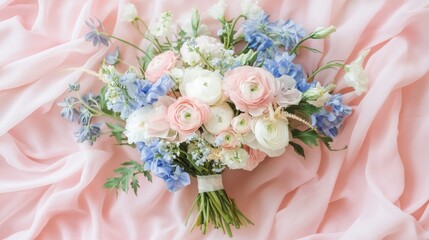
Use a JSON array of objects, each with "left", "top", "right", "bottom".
[
  {"left": 216, "top": 129, "right": 238, "bottom": 150},
  {"left": 145, "top": 51, "right": 177, "bottom": 83},
  {"left": 167, "top": 97, "right": 211, "bottom": 136},
  {"left": 223, "top": 66, "right": 277, "bottom": 116},
  {"left": 242, "top": 145, "right": 267, "bottom": 171},
  {"left": 146, "top": 96, "right": 176, "bottom": 140}
]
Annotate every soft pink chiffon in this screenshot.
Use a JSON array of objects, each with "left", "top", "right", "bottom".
[{"left": 1, "top": 0, "right": 429, "bottom": 239}]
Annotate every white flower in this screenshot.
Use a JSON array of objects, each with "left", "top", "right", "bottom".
[
  {"left": 216, "top": 130, "right": 239, "bottom": 149},
  {"left": 180, "top": 35, "right": 225, "bottom": 66},
  {"left": 122, "top": 3, "right": 138, "bottom": 22},
  {"left": 311, "top": 25, "right": 336, "bottom": 39},
  {"left": 208, "top": 0, "right": 226, "bottom": 20},
  {"left": 275, "top": 75, "right": 302, "bottom": 108},
  {"left": 124, "top": 106, "right": 153, "bottom": 144},
  {"left": 99, "top": 64, "right": 118, "bottom": 83},
  {"left": 149, "top": 11, "right": 173, "bottom": 37},
  {"left": 169, "top": 67, "right": 184, "bottom": 84},
  {"left": 221, "top": 148, "right": 249, "bottom": 169},
  {"left": 179, "top": 8, "right": 210, "bottom": 37},
  {"left": 179, "top": 67, "right": 224, "bottom": 105},
  {"left": 204, "top": 103, "right": 234, "bottom": 135},
  {"left": 303, "top": 82, "right": 331, "bottom": 107},
  {"left": 241, "top": 0, "right": 263, "bottom": 19},
  {"left": 251, "top": 116, "right": 290, "bottom": 157},
  {"left": 344, "top": 49, "right": 370, "bottom": 95},
  {"left": 231, "top": 113, "right": 252, "bottom": 134}
]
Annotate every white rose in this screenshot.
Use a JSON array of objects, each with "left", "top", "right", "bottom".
[
  {"left": 208, "top": 0, "right": 226, "bottom": 20},
  {"left": 344, "top": 49, "right": 370, "bottom": 95},
  {"left": 231, "top": 113, "right": 252, "bottom": 134},
  {"left": 221, "top": 148, "right": 249, "bottom": 169},
  {"left": 241, "top": 0, "right": 263, "bottom": 19},
  {"left": 121, "top": 3, "right": 138, "bottom": 22},
  {"left": 180, "top": 67, "right": 224, "bottom": 105},
  {"left": 124, "top": 106, "right": 153, "bottom": 144},
  {"left": 303, "top": 82, "right": 331, "bottom": 107},
  {"left": 204, "top": 103, "right": 234, "bottom": 135},
  {"left": 276, "top": 75, "right": 302, "bottom": 107},
  {"left": 252, "top": 117, "right": 290, "bottom": 157}
]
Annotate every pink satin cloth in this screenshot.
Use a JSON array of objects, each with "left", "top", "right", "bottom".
[{"left": 1, "top": 0, "right": 429, "bottom": 239}]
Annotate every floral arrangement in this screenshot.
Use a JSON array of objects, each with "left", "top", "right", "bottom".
[{"left": 59, "top": 0, "right": 369, "bottom": 237}]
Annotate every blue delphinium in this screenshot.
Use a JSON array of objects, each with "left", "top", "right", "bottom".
[
  {"left": 85, "top": 18, "right": 110, "bottom": 47},
  {"left": 105, "top": 47, "right": 119, "bottom": 65},
  {"left": 136, "top": 140, "right": 190, "bottom": 192},
  {"left": 311, "top": 94, "right": 352, "bottom": 138},
  {"left": 263, "top": 51, "right": 312, "bottom": 92},
  {"left": 58, "top": 97, "right": 79, "bottom": 123},
  {"left": 74, "top": 122, "right": 103, "bottom": 145},
  {"left": 146, "top": 75, "right": 174, "bottom": 104},
  {"left": 243, "top": 12, "right": 306, "bottom": 55},
  {"left": 243, "top": 13, "right": 273, "bottom": 52}
]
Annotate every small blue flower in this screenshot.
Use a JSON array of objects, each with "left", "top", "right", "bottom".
[
  {"left": 78, "top": 107, "right": 91, "bottom": 125},
  {"left": 243, "top": 13, "right": 273, "bottom": 52},
  {"left": 67, "top": 82, "right": 80, "bottom": 92},
  {"left": 74, "top": 122, "right": 103, "bottom": 145},
  {"left": 105, "top": 47, "right": 119, "bottom": 65},
  {"left": 85, "top": 18, "right": 110, "bottom": 47},
  {"left": 273, "top": 19, "right": 306, "bottom": 51},
  {"left": 146, "top": 75, "right": 174, "bottom": 104},
  {"left": 311, "top": 94, "right": 352, "bottom": 138},
  {"left": 136, "top": 140, "right": 190, "bottom": 192},
  {"left": 263, "top": 51, "right": 311, "bottom": 92},
  {"left": 58, "top": 97, "right": 79, "bottom": 123}
]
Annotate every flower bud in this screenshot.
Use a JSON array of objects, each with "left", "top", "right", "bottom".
[
  {"left": 311, "top": 25, "right": 336, "bottom": 39},
  {"left": 121, "top": 3, "right": 138, "bottom": 22}
]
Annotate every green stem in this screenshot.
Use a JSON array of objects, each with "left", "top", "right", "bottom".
[
  {"left": 108, "top": 35, "right": 151, "bottom": 59},
  {"left": 290, "top": 35, "right": 311, "bottom": 55},
  {"left": 307, "top": 62, "right": 345, "bottom": 81}
]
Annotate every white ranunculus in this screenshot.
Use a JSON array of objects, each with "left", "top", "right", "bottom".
[
  {"left": 204, "top": 103, "right": 234, "bottom": 135},
  {"left": 276, "top": 75, "right": 302, "bottom": 108},
  {"left": 231, "top": 113, "right": 252, "bottom": 134},
  {"left": 241, "top": 0, "right": 263, "bottom": 19},
  {"left": 303, "top": 82, "right": 331, "bottom": 107},
  {"left": 122, "top": 3, "right": 138, "bottom": 22},
  {"left": 221, "top": 148, "right": 249, "bottom": 169},
  {"left": 124, "top": 106, "right": 153, "bottom": 144},
  {"left": 180, "top": 67, "right": 224, "bottom": 105},
  {"left": 208, "top": 0, "right": 226, "bottom": 20},
  {"left": 252, "top": 117, "right": 290, "bottom": 157},
  {"left": 344, "top": 49, "right": 370, "bottom": 95}
]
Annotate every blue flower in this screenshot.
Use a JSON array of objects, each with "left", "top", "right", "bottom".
[
  {"left": 136, "top": 140, "right": 190, "bottom": 192},
  {"left": 58, "top": 97, "right": 79, "bottom": 123},
  {"left": 74, "top": 122, "right": 103, "bottom": 145},
  {"left": 84, "top": 18, "right": 110, "bottom": 47},
  {"left": 105, "top": 85, "right": 139, "bottom": 119},
  {"left": 243, "top": 13, "right": 273, "bottom": 52},
  {"left": 105, "top": 47, "right": 119, "bottom": 65},
  {"left": 263, "top": 51, "right": 312, "bottom": 92},
  {"left": 78, "top": 107, "right": 91, "bottom": 125},
  {"left": 311, "top": 94, "right": 352, "bottom": 138},
  {"left": 273, "top": 19, "right": 306, "bottom": 51},
  {"left": 146, "top": 75, "right": 174, "bottom": 104}
]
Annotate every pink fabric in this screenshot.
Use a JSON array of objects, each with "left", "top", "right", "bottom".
[{"left": 1, "top": 0, "right": 429, "bottom": 239}]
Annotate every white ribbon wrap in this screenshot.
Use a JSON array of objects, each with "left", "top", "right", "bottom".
[{"left": 197, "top": 174, "right": 224, "bottom": 193}]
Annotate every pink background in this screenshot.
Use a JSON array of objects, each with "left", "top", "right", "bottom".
[{"left": 1, "top": 0, "right": 429, "bottom": 239}]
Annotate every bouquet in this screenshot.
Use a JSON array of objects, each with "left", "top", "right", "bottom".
[{"left": 59, "top": 0, "right": 369, "bottom": 237}]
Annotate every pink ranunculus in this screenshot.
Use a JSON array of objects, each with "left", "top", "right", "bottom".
[
  {"left": 145, "top": 50, "right": 177, "bottom": 83},
  {"left": 223, "top": 66, "right": 277, "bottom": 116},
  {"left": 216, "top": 129, "right": 238, "bottom": 150},
  {"left": 242, "top": 145, "right": 268, "bottom": 171},
  {"left": 146, "top": 96, "right": 176, "bottom": 140},
  {"left": 167, "top": 97, "right": 211, "bottom": 136}
]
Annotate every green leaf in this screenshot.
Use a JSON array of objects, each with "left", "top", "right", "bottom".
[
  {"left": 106, "top": 122, "right": 126, "bottom": 144},
  {"left": 289, "top": 141, "right": 305, "bottom": 158},
  {"left": 286, "top": 102, "right": 321, "bottom": 117},
  {"left": 103, "top": 160, "right": 152, "bottom": 196},
  {"left": 291, "top": 129, "right": 320, "bottom": 147}
]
